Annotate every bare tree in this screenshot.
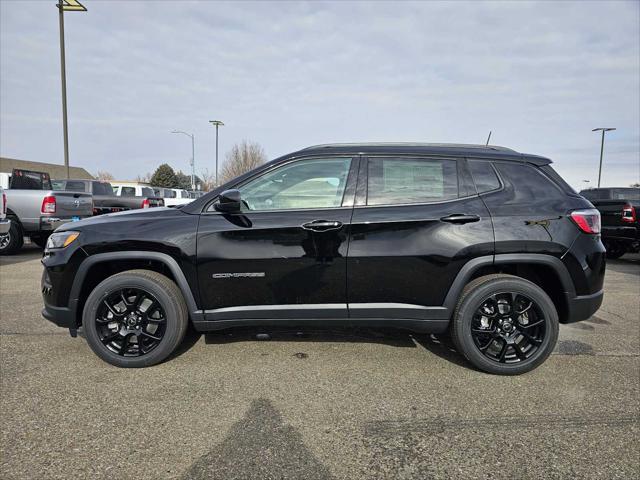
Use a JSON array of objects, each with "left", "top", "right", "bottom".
[
  {"left": 199, "top": 169, "right": 217, "bottom": 192},
  {"left": 135, "top": 172, "right": 152, "bottom": 183},
  {"left": 95, "top": 170, "right": 115, "bottom": 181},
  {"left": 220, "top": 140, "right": 267, "bottom": 184}
]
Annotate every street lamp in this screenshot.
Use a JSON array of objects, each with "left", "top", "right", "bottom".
[
  {"left": 209, "top": 120, "right": 224, "bottom": 186},
  {"left": 171, "top": 130, "right": 195, "bottom": 190},
  {"left": 592, "top": 127, "right": 616, "bottom": 188}
]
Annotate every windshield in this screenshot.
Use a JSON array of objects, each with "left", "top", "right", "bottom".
[{"left": 612, "top": 188, "right": 640, "bottom": 201}]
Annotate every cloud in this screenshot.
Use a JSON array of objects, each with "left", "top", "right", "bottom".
[{"left": 1, "top": 0, "right": 638, "bottom": 188}]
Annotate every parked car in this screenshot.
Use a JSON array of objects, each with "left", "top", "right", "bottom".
[
  {"left": 41, "top": 143, "right": 605, "bottom": 373},
  {"left": 151, "top": 187, "right": 190, "bottom": 207},
  {"left": 0, "top": 187, "right": 10, "bottom": 237},
  {"left": 0, "top": 169, "right": 93, "bottom": 254},
  {"left": 579, "top": 187, "right": 639, "bottom": 258},
  {"left": 110, "top": 184, "right": 164, "bottom": 208},
  {"left": 52, "top": 179, "right": 157, "bottom": 215}
]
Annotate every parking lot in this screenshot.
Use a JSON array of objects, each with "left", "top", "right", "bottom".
[{"left": 1, "top": 247, "right": 638, "bottom": 479}]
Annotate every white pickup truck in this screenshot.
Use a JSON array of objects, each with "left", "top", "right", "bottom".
[
  {"left": 0, "top": 169, "right": 93, "bottom": 254},
  {"left": 151, "top": 187, "right": 192, "bottom": 207}
]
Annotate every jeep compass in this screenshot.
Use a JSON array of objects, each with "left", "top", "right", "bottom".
[{"left": 41, "top": 143, "right": 605, "bottom": 374}]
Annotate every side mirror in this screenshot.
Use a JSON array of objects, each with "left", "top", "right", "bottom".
[{"left": 215, "top": 189, "right": 242, "bottom": 213}]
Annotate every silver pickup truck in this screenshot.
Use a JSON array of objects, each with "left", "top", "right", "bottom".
[{"left": 0, "top": 169, "right": 93, "bottom": 255}]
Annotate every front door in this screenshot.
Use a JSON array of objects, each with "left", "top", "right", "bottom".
[
  {"left": 347, "top": 155, "right": 494, "bottom": 321},
  {"left": 197, "top": 156, "right": 358, "bottom": 321}
]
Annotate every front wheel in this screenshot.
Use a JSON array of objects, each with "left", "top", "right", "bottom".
[
  {"left": 450, "top": 274, "right": 559, "bottom": 375},
  {"left": 0, "top": 219, "right": 24, "bottom": 255},
  {"left": 82, "top": 270, "right": 189, "bottom": 367}
]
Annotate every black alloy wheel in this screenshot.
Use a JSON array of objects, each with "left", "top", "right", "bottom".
[
  {"left": 82, "top": 270, "right": 188, "bottom": 367},
  {"left": 470, "top": 292, "right": 545, "bottom": 364},
  {"left": 96, "top": 287, "right": 167, "bottom": 357},
  {"left": 451, "top": 274, "right": 559, "bottom": 375}
]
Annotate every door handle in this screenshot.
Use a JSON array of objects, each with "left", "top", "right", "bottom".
[
  {"left": 440, "top": 214, "right": 480, "bottom": 224},
  {"left": 301, "top": 220, "right": 343, "bottom": 231}
]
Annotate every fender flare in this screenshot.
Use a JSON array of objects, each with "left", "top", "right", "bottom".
[
  {"left": 68, "top": 251, "right": 202, "bottom": 320},
  {"left": 442, "top": 253, "right": 576, "bottom": 311}
]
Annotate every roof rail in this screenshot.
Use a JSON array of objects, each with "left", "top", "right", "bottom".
[{"left": 301, "top": 142, "right": 518, "bottom": 153}]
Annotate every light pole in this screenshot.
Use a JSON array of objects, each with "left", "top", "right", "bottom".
[
  {"left": 592, "top": 127, "right": 616, "bottom": 188},
  {"left": 56, "top": 0, "right": 87, "bottom": 178},
  {"left": 171, "top": 130, "right": 195, "bottom": 190},
  {"left": 209, "top": 120, "right": 224, "bottom": 186}
]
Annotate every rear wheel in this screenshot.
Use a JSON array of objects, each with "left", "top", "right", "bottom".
[
  {"left": 450, "top": 274, "right": 559, "bottom": 375},
  {"left": 82, "top": 270, "right": 189, "bottom": 367},
  {"left": 604, "top": 241, "right": 626, "bottom": 259},
  {"left": 0, "top": 219, "right": 24, "bottom": 255}
]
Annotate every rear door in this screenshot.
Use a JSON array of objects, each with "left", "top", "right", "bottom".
[
  {"left": 347, "top": 155, "right": 494, "bottom": 320},
  {"left": 197, "top": 156, "right": 359, "bottom": 321}
]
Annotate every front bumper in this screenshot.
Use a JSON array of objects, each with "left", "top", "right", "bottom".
[
  {"left": 0, "top": 218, "right": 10, "bottom": 235},
  {"left": 564, "top": 289, "right": 604, "bottom": 323},
  {"left": 42, "top": 304, "right": 75, "bottom": 328}
]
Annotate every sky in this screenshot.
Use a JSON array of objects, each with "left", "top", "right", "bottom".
[{"left": 1, "top": 0, "right": 639, "bottom": 190}]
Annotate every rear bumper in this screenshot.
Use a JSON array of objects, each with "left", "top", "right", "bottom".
[
  {"left": 0, "top": 218, "right": 10, "bottom": 235},
  {"left": 564, "top": 289, "right": 604, "bottom": 323}
]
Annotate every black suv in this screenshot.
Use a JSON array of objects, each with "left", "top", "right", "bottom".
[{"left": 41, "top": 143, "right": 605, "bottom": 374}]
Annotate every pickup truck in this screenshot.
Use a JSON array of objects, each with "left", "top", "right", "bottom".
[
  {"left": 151, "top": 187, "right": 191, "bottom": 207},
  {"left": 52, "top": 179, "right": 158, "bottom": 215},
  {"left": 110, "top": 184, "right": 164, "bottom": 208},
  {"left": 0, "top": 169, "right": 93, "bottom": 254},
  {"left": 580, "top": 187, "right": 639, "bottom": 258},
  {"left": 0, "top": 187, "right": 9, "bottom": 237}
]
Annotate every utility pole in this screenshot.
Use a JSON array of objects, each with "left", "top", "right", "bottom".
[
  {"left": 592, "top": 127, "right": 616, "bottom": 188},
  {"left": 56, "top": 0, "right": 86, "bottom": 179},
  {"left": 171, "top": 131, "right": 196, "bottom": 190},
  {"left": 209, "top": 120, "right": 224, "bottom": 186}
]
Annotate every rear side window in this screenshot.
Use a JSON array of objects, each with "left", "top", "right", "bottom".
[
  {"left": 494, "top": 162, "right": 565, "bottom": 199},
  {"left": 468, "top": 161, "right": 501, "bottom": 193},
  {"left": 367, "top": 158, "right": 458, "bottom": 205},
  {"left": 121, "top": 187, "right": 136, "bottom": 197},
  {"left": 142, "top": 187, "right": 155, "bottom": 196}
]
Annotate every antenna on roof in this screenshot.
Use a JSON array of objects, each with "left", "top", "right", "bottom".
[{"left": 485, "top": 131, "right": 492, "bottom": 146}]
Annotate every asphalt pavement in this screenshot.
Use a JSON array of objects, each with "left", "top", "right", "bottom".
[{"left": 1, "top": 246, "right": 638, "bottom": 479}]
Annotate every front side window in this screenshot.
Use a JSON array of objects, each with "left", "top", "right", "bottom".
[
  {"left": 121, "top": 187, "right": 136, "bottom": 197},
  {"left": 142, "top": 187, "right": 155, "bottom": 197},
  {"left": 367, "top": 158, "right": 458, "bottom": 206},
  {"left": 234, "top": 157, "right": 352, "bottom": 211}
]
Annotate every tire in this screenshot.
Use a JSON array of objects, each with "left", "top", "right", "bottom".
[
  {"left": 0, "top": 219, "right": 24, "bottom": 255},
  {"left": 604, "top": 241, "right": 626, "bottom": 259},
  {"left": 82, "top": 269, "right": 189, "bottom": 368},
  {"left": 450, "top": 274, "right": 559, "bottom": 375},
  {"left": 31, "top": 234, "right": 50, "bottom": 249}
]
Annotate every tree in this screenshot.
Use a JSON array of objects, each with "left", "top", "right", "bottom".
[
  {"left": 135, "top": 172, "right": 152, "bottom": 183},
  {"left": 631, "top": 182, "right": 640, "bottom": 187},
  {"left": 220, "top": 140, "right": 267, "bottom": 184},
  {"left": 95, "top": 170, "right": 114, "bottom": 181},
  {"left": 199, "top": 169, "right": 216, "bottom": 192},
  {"left": 175, "top": 170, "right": 202, "bottom": 190},
  {"left": 149, "top": 164, "right": 177, "bottom": 187}
]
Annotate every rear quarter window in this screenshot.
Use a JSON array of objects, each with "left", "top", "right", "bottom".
[
  {"left": 493, "top": 162, "right": 566, "bottom": 201},
  {"left": 468, "top": 160, "right": 501, "bottom": 193}
]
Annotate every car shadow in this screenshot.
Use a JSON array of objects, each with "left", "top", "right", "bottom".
[
  {"left": 0, "top": 245, "right": 42, "bottom": 267},
  {"left": 170, "top": 325, "right": 472, "bottom": 370}
]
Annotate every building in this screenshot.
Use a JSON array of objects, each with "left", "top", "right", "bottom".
[{"left": 0, "top": 157, "right": 94, "bottom": 180}]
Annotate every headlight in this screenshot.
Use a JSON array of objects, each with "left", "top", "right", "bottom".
[{"left": 45, "top": 231, "right": 80, "bottom": 251}]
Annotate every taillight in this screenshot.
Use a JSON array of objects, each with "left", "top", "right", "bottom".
[
  {"left": 41, "top": 195, "right": 56, "bottom": 214},
  {"left": 141, "top": 199, "right": 150, "bottom": 208},
  {"left": 2, "top": 192, "right": 6, "bottom": 215},
  {"left": 570, "top": 209, "right": 601, "bottom": 234},
  {"left": 622, "top": 203, "right": 636, "bottom": 223}
]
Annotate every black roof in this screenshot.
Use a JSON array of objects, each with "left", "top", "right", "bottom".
[{"left": 290, "top": 142, "right": 552, "bottom": 165}]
